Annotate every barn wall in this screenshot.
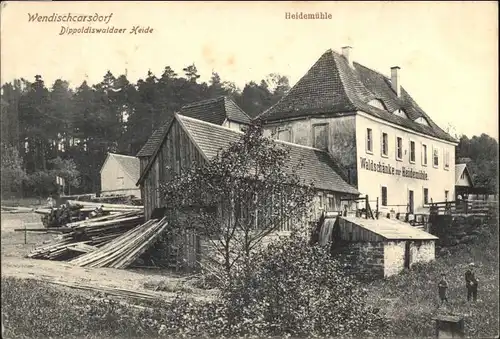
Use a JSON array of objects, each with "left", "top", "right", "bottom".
[
  {"left": 141, "top": 120, "right": 206, "bottom": 220},
  {"left": 383, "top": 240, "right": 406, "bottom": 277}
]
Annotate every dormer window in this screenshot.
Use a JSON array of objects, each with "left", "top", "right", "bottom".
[
  {"left": 368, "top": 99, "right": 387, "bottom": 110},
  {"left": 393, "top": 109, "right": 409, "bottom": 118},
  {"left": 415, "top": 117, "right": 430, "bottom": 126}
]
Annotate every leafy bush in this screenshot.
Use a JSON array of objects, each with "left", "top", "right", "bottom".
[{"left": 214, "top": 231, "right": 390, "bottom": 337}]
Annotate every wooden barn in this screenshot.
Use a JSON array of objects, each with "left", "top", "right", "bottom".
[
  {"left": 137, "top": 113, "right": 360, "bottom": 220},
  {"left": 135, "top": 96, "right": 252, "bottom": 169},
  {"left": 331, "top": 216, "right": 438, "bottom": 278},
  {"left": 100, "top": 153, "right": 141, "bottom": 198},
  {"left": 135, "top": 98, "right": 360, "bottom": 268}
]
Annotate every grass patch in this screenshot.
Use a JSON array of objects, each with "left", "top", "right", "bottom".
[{"left": 367, "top": 228, "right": 499, "bottom": 338}]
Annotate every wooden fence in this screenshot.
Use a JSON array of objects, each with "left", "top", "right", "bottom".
[{"left": 426, "top": 199, "right": 498, "bottom": 216}]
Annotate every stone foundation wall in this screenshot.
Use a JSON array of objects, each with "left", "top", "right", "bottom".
[
  {"left": 410, "top": 240, "right": 435, "bottom": 265},
  {"left": 333, "top": 241, "right": 385, "bottom": 281},
  {"left": 383, "top": 241, "right": 406, "bottom": 277}
]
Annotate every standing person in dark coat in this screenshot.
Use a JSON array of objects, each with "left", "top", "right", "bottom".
[
  {"left": 438, "top": 273, "right": 449, "bottom": 306},
  {"left": 465, "top": 263, "right": 479, "bottom": 302}
]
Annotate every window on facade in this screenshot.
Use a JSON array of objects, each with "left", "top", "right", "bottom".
[
  {"left": 366, "top": 128, "right": 373, "bottom": 153},
  {"left": 461, "top": 172, "right": 465, "bottom": 180},
  {"left": 409, "top": 141, "right": 416, "bottom": 163},
  {"left": 381, "top": 132, "right": 388, "bottom": 156},
  {"left": 445, "top": 190, "right": 449, "bottom": 201},
  {"left": 313, "top": 124, "right": 328, "bottom": 149},
  {"left": 396, "top": 137, "right": 403, "bottom": 160},
  {"left": 433, "top": 147, "right": 439, "bottom": 167},
  {"left": 318, "top": 193, "right": 324, "bottom": 209},
  {"left": 240, "top": 126, "right": 248, "bottom": 132},
  {"left": 277, "top": 129, "right": 291, "bottom": 143},
  {"left": 422, "top": 144, "right": 428, "bottom": 165},
  {"left": 444, "top": 150, "right": 450, "bottom": 169},
  {"left": 381, "top": 186, "right": 388, "bottom": 206},
  {"left": 327, "top": 195, "right": 335, "bottom": 211},
  {"left": 423, "top": 188, "right": 429, "bottom": 205}
]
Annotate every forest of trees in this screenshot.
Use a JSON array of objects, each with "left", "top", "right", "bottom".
[
  {"left": 0, "top": 65, "right": 291, "bottom": 198},
  {"left": 1, "top": 63, "right": 497, "bottom": 200}
]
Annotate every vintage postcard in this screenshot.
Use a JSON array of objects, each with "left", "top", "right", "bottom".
[{"left": 1, "top": 1, "right": 498, "bottom": 338}]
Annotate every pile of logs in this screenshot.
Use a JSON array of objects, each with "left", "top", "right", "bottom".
[
  {"left": 27, "top": 203, "right": 172, "bottom": 270},
  {"left": 35, "top": 200, "right": 143, "bottom": 228},
  {"left": 69, "top": 217, "right": 170, "bottom": 269},
  {"left": 27, "top": 209, "right": 145, "bottom": 261}
]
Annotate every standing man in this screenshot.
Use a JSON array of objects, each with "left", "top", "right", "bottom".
[
  {"left": 465, "top": 263, "right": 479, "bottom": 302},
  {"left": 438, "top": 273, "right": 449, "bottom": 307}
]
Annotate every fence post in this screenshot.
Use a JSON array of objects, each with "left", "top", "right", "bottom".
[
  {"left": 24, "top": 221, "right": 27, "bottom": 245},
  {"left": 365, "top": 195, "right": 369, "bottom": 219}
]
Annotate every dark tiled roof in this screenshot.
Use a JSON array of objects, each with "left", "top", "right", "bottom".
[
  {"left": 108, "top": 153, "right": 140, "bottom": 181},
  {"left": 135, "top": 97, "right": 251, "bottom": 158},
  {"left": 177, "top": 114, "right": 359, "bottom": 195},
  {"left": 136, "top": 118, "right": 174, "bottom": 157},
  {"left": 259, "top": 49, "right": 457, "bottom": 143},
  {"left": 180, "top": 96, "right": 251, "bottom": 125}
]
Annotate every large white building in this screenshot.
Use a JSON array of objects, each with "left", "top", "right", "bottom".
[{"left": 259, "top": 47, "right": 458, "bottom": 215}]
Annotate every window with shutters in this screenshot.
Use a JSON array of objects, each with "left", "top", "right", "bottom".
[{"left": 423, "top": 188, "right": 429, "bottom": 204}]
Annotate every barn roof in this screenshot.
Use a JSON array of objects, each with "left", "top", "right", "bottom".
[
  {"left": 102, "top": 153, "right": 140, "bottom": 182},
  {"left": 177, "top": 114, "right": 358, "bottom": 195},
  {"left": 340, "top": 216, "right": 439, "bottom": 241},
  {"left": 259, "top": 48, "right": 457, "bottom": 143},
  {"left": 135, "top": 97, "right": 251, "bottom": 158},
  {"left": 180, "top": 96, "right": 251, "bottom": 125},
  {"left": 138, "top": 113, "right": 359, "bottom": 195}
]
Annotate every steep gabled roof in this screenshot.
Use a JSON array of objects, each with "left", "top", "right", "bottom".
[
  {"left": 101, "top": 153, "right": 140, "bottom": 182},
  {"left": 174, "top": 114, "right": 359, "bottom": 195},
  {"left": 180, "top": 96, "right": 251, "bottom": 125},
  {"left": 455, "top": 163, "right": 474, "bottom": 186},
  {"left": 135, "top": 97, "right": 251, "bottom": 158},
  {"left": 136, "top": 118, "right": 174, "bottom": 158},
  {"left": 259, "top": 49, "right": 457, "bottom": 143}
]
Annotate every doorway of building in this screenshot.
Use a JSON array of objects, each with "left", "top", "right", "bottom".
[{"left": 408, "top": 190, "right": 414, "bottom": 214}]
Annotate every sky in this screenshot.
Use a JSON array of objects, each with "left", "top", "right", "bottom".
[{"left": 1, "top": 1, "right": 498, "bottom": 139}]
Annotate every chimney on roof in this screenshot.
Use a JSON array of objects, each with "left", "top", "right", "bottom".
[
  {"left": 342, "top": 46, "right": 353, "bottom": 68},
  {"left": 391, "top": 66, "right": 401, "bottom": 97}
]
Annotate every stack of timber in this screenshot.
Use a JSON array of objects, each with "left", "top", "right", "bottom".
[
  {"left": 69, "top": 217, "right": 169, "bottom": 269},
  {"left": 1, "top": 206, "right": 35, "bottom": 214},
  {"left": 27, "top": 209, "right": 145, "bottom": 261},
  {"left": 35, "top": 200, "right": 143, "bottom": 228}
]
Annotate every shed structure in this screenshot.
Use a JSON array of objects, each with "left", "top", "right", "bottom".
[
  {"left": 335, "top": 216, "right": 438, "bottom": 278},
  {"left": 100, "top": 153, "right": 141, "bottom": 198}
]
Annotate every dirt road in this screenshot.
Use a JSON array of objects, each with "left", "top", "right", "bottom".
[{"left": 1, "top": 212, "right": 216, "bottom": 303}]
